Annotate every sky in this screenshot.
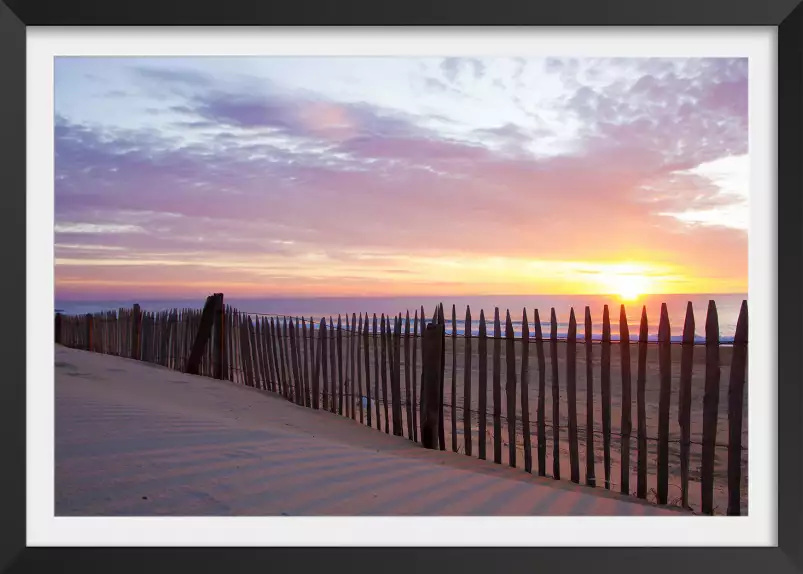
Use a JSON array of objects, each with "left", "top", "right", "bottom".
[{"left": 54, "top": 56, "right": 748, "bottom": 300}]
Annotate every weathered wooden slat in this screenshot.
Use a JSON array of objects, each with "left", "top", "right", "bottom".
[
  {"left": 293, "top": 319, "right": 304, "bottom": 402},
  {"left": 361, "top": 314, "right": 371, "bottom": 425},
  {"left": 412, "top": 309, "right": 420, "bottom": 442},
  {"left": 270, "top": 318, "right": 283, "bottom": 396},
  {"left": 657, "top": 303, "right": 673, "bottom": 506},
  {"left": 248, "top": 315, "right": 260, "bottom": 389},
  {"left": 491, "top": 308, "right": 502, "bottom": 464},
  {"left": 337, "top": 315, "right": 344, "bottom": 416},
  {"left": 404, "top": 311, "right": 413, "bottom": 438},
  {"left": 492, "top": 308, "right": 502, "bottom": 464},
  {"left": 280, "top": 318, "right": 291, "bottom": 399},
  {"left": 345, "top": 314, "right": 352, "bottom": 419},
  {"left": 302, "top": 317, "right": 311, "bottom": 407},
  {"left": 451, "top": 305, "right": 458, "bottom": 452},
  {"left": 619, "top": 305, "right": 632, "bottom": 495},
  {"left": 550, "top": 308, "right": 561, "bottom": 480},
  {"left": 435, "top": 304, "right": 446, "bottom": 451},
  {"left": 320, "top": 318, "right": 329, "bottom": 411},
  {"left": 505, "top": 310, "right": 517, "bottom": 468},
  {"left": 478, "top": 309, "right": 488, "bottom": 461},
  {"left": 357, "top": 313, "right": 365, "bottom": 424},
  {"left": 363, "top": 313, "right": 372, "bottom": 426},
  {"left": 727, "top": 300, "right": 748, "bottom": 516},
  {"left": 373, "top": 314, "right": 381, "bottom": 430},
  {"left": 226, "top": 307, "right": 233, "bottom": 382},
  {"left": 312, "top": 318, "right": 323, "bottom": 409},
  {"left": 567, "top": 308, "right": 580, "bottom": 484},
  {"left": 380, "top": 314, "right": 390, "bottom": 433},
  {"left": 329, "top": 318, "right": 337, "bottom": 412},
  {"left": 351, "top": 313, "right": 358, "bottom": 420},
  {"left": 584, "top": 307, "right": 596, "bottom": 487},
  {"left": 393, "top": 315, "right": 403, "bottom": 436},
  {"left": 701, "top": 300, "right": 720, "bottom": 514},
  {"left": 636, "top": 306, "right": 648, "bottom": 499},
  {"left": 520, "top": 308, "right": 532, "bottom": 473},
  {"left": 534, "top": 309, "right": 546, "bottom": 476},
  {"left": 463, "top": 306, "right": 473, "bottom": 457},
  {"left": 601, "top": 305, "right": 612, "bottom": 489},
  {"left": 420, "top": 321, "right": 444, "bottom": 450},
  {"left": 678, "top": 302, "right": 696, "bottom": 509},
  {"left": 262, "top": 318, "right": 275, "bottom": 392},
  {"left": 239, "top": 314, "right": 253, "bottom": 387}
]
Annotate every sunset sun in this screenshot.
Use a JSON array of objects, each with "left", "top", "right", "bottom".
[{"left": 598, "top": 267, "right": 653, "bottom": 301}]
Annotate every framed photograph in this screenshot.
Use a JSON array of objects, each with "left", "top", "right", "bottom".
[{"left": 2, "top": 1, "right": 801, "bottom": 572}]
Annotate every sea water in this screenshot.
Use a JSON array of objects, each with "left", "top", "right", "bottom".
[{"left": 56, "top": 293, "right": 747, "bottom": 343}]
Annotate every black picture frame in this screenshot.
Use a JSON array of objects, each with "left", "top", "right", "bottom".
[{"left": 1, "top": 1, "right": 800, "bottom": 573}]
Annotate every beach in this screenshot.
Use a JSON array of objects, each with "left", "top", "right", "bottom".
[{"left": 299, "top": 332, "right": 747, "bottom": 516}]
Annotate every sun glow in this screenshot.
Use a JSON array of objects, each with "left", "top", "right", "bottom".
[{"left": 596, "top": 264, "right": 654, "bottom": 301}]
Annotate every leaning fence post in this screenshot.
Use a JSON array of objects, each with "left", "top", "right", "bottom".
[
  {"left": 420, "top": 321, "right": 444, "bottom": 450},
  {"left": 185, "top": 294, "right": 222, "bottom": 375}
]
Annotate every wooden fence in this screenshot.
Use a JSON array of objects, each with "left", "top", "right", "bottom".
[{"left": 55, "top": 295, "right": 748, "bottom": 516}]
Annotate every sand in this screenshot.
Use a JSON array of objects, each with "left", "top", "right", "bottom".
[{"left": 251, "top": 332, "right": 748, "bottom": 516}]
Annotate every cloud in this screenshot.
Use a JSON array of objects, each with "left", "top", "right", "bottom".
[{"left": 54, "top": 57, "right": 749, "bottom": 296}]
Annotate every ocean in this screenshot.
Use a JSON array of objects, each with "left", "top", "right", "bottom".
[{"left": 55, "top": 293, "right": 747, "bottom": 343}]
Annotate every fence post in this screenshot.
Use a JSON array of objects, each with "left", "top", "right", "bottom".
[
  {"left": 214, "top": 294, "right": 225, "bottom": 380},
  {"left": 131, "top": 303, "right": 142, "bottom": 360},
  {"left": 420, "top": 321, "right": 444, "bottom": 450},
  {"left": 55, "top": 313, "right": 63, "bottom": 345},
  {"left": 185, "top": 294, "right": 222, "bottom": 375},
  {"left": 85, "top": 313, "right": 93, "bottom": 352}
]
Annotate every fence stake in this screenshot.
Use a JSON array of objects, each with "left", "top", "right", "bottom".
[
  {"left": 358, "top": 313, "right": 365, "bottom": 424},
  {"left": 585, "top": 307, "right": 596, "bottom": 487},
  {"left": 55, "top": 313, "right": 63, "bottom": 345},
  {"left": 657, "top": 303, "right": 673, "bottom": 506},
  {"left": 493, "top": 308, "right": 502, "bottom": 465},
  {"left": 290, "top": 319, "right": 302, "bottom": 402},
  {"left": 86, "top": 313, "right": 93, "bottom": 352},
  {"left": 393, "top": 315, "right": 403, "bottom": 436},
  {"left": 312, "top": 318, "right": 322, "bottom": 409},
  {"left": 350, "top": 314, "right": 357, "bottom": 419},
  {"left": 404, "top": 311, "right": 412, "bottom": 437},
  {"left": 131, "top": 303, "right": 142, "bottom": 360},
  {"left": 620, "top": 304, "right": 632, "bottom": 496},
  {"left": 701, "top": 300, "right": 721, "bottom": 514},
  {"left": 249, "top": 315, "right": 260, "bottom": 388},
  {"left": 505, "top": 310, "right": 517, "bottom": 468},
  {"left": 464, "top": 306, "right": 473, "bottom": 457},
  {"left": 521, "top": 308, "right": 532, "bottom": 473},
  {"left": 451, "top": 305, "right": 458, "bottom": 453},
  {"left": 550, "top": 308, "right": 561, "bottom": 480},
  {"left": 326, "top": 317, "right": 335, "bottom": 412},
  {"left": 637, "top": 306, "right": 648, "bottom": 499},
  {"left": 601, "top": 305, "right": 612, "bottom": 489},
  {"left": 373, "top": 314, "right": 381, "bottom": 430},
  {"left": 727, "top": 300, "right": 748, "bottom": 516},
  {"left": 320, "top": 318, "right": 329, "bottom": 411},
  {"left": 534, "top": 309, "right": 546, "bottom": 476},
  {"left": 567, "top": 308, "right": 580, "bottom": 484},
  {"left": 438, "top": 305, "right": 446, "bottom": 451},
  {"left": 679, "top": 302, "right": 695, "bottom": 508},
  {"left": 478, "top": 309, "right": 488, "bottom": 461},
  {"left": 420, "top": 321, "right": 444, "bottom": 450},
  {"left": 303, "top": 317, "right": 311, "bottom": 407},
  {"left": 363, "top": 313, "right": 372, "bottom": 426},
  {"left": 345, "top": 314, "right": 352, "bottom": 418}
]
